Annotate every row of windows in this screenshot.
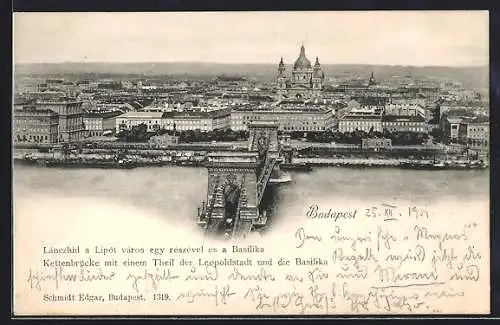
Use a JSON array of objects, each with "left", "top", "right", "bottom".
[
  {"left": 340, "top": 122, "right": 380, "bottom": 127},
  {"left": 282, "top": 126, "right": 325, "bottom": 131},
  {"left": 340, "top": 127, "right": 383, "bottom": 132},
  {"left": 15, "top": 117, "right": 56, "bottom": 122},
  {"left": 468, "top": 139, "right": 488, "bottom": 147},
  {"left": 84, "top": 124, "right": 103, "bottom": 130},
  {"left": 386, "top": 127, "right": 425, "bottom": 132},
  {"left": 234, "top": 115, "right": 325, "bottom": 121},
  {"left": 15, "top": 122, "right": 55, "bottom": 129},
  {"left": 469, "top": 128, "right": 488, "bottom": 132},
  {"left": 84, "top": 120, "right": 102, "bottom": 125},
  {"left": 15, "top": 134, "right": 52, "bottom": 143},
  {"left": 117, "top": 119, "right": 223, "bottom": 125},
  {"left": 16, "top": 127, "right": 53, "bottom": 133},
  {"left": 384, "top": 122, "right": 424, "bottom": 126},
  {"left": 87, "top": 131, "right": 103, "bottom": 137},
  {"left": 341, "top": 121, "right": 424, "bottom": 127}
]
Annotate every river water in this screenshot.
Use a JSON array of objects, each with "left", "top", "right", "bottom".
[{"left": 13, "top": 165, "right": 489, "bottom": 236}]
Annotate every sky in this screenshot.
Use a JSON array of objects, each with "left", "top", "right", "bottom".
[{"left": 13, "top": 11, "right": 489, "bottom": 67}]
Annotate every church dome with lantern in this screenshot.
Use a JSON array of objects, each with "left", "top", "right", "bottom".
[{"left": 293, "top": 45, "right": 312, "bottom": 70}]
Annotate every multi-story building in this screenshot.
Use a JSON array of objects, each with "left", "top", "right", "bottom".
[
  {"left": 338, "top": 114, "right": 383, "bottom": 133},
  {"left": 348, "top": 105, "right": 384, "bottom": 116},
  {"left": 13, "top": 105, "right": 59, "bottom": 144},
  {"left": 396, "top": 85, "right": 441, "bottom": 102},
  {"left": 116, "top": 111, "right": 164, "bottom": 132},
  {"left": 35, "top": 99, "right": 85, "bottom": 142},
  {"left": 14, "top": 79, "right": 48, "bottom": 96},
  {"left": 115, "top": 110, "right": 232, "bottom": 133},
  {"left": 362, "top": 138, "right": 392, "bottom": 149},
  {"left": 381, "top": 115, "right": 427, "bottom": 133},
  {"left": 464, "top": 117, "right": 489, "bottom": 154},
  {"left": 445, "top": 117, "right": 468, "bottom": 142},
  {"left": 149, "top": 134, "right": 180, "bottom": 146},
  {"left": 162, "top": 110, "right": 231, "bottom": 132},
  {"left": 384, "top": 101, "right": 426, "bottom": 118},
  {"left": 83, "top": 111, "right": 123, "bottom": 137},
  {"left": 231, "top": 106, "right": 333, "bottom": 132},
  {"left": 27, "top": 91, "right": 67, "bottom": 101}
]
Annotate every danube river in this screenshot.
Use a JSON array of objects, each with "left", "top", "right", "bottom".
[{"left": 13, "top": 165, "right": 489, "bottom": 238}]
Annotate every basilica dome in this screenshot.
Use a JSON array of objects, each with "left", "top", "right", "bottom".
[{"left": 293, "top": 45, "right": 312, "bottom": 70}]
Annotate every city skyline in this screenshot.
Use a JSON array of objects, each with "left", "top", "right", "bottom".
[{"left": 14, "top": 11, "right": 489, "bottom": 67}]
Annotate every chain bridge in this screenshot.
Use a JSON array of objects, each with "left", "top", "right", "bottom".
[{"left": 196, "top": 121, "right": 283, "bottom": 239}]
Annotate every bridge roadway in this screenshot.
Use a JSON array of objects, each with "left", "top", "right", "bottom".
[{"left": 198, "top": 121, "right": 281, "bottom": 239}]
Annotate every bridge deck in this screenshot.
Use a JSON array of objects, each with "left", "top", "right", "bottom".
[
  {"left": 200, "top": 121, "right": 280, "bottom": 238},
  {"left": 232, "top": 220, "right": 253, "bottom": 238}
]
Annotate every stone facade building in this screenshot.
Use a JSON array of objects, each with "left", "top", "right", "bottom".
[
  {"left": 13, "top": 98, "right": 84, "bottom": 144},
  {"left": 83, "top": 111, "right": 123, "bottom": 137},
  {"left": 231, "top": 105, "right": 333, "bottom": 132},
  {"left": 14, "top": 106, "right": 59, "bottom": 144},
  {"left": 35, "top": 99, "right": 85, "bottom": 142},
  {"left": 276, "top": 45, "right": 325, "bottom": 99}
]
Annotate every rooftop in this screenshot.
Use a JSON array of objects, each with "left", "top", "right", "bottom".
[
  {"left": 248, "top": 121, "right": 280, "bottom": 128},
  {"left": 118, "top": 111, "right": 164, "bottom": 119},
  {"left": 233, "top": 106, "right": 330, "bottom": 113},
  {"left": 341, "top": 115, "right": 383, "bottom": 120},
  {"left": 462, "top": 116, "right": 489, "bottom": 124},
  {"left": 83, "top": 111, "right": 123, "bottom": 119},
  {"left": 382, "top": 115, "right": 426, "bottom": 122},
  {"left": 14, "top": 108, "right": 59, "bottom": 116},
  {"left": 162, "top": 109, "right": 231, "bottom": 119},
  {"left": 36, "top": 98, "right": 82, "bottom": 104}
]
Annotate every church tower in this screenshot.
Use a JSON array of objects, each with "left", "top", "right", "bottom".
[
  {"left": 312, "top": 56, "right": 324, "bottom": 96},
  {"left": 276, "top": 57, "right": 287, "bottom": 96},
  {"left": 368, "top": 71, "right": 377, "bottom": 86}
]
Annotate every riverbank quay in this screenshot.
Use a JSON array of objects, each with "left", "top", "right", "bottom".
[
  {"left": 13, "top": 141, "right": 481, "bottom": 170},
  {"left": 14, "top": 151, "right": 486, "bottom": 171},
  {"left": 291, "top": 157, "right": 487, "bottom": 170}
]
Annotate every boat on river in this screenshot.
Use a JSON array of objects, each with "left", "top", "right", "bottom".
[
  {"left": 43, "top": 158, "right": 138, "bottom": 169},
  {"left": 280, "top": 163, "right": 313, "bottom": 172},
  {"left": 398, "top": 159, "right": 487, "bottom": 170},
  {"left": 269, "top": 171, "right": 292, "bottom": 184},
  {"left": 13, "top": 154, "right": 40, "bottom": 166}
]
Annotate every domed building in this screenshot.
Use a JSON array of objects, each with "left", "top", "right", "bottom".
[{"left": 276, "top": 44, "right": 324, "bottom": 99}]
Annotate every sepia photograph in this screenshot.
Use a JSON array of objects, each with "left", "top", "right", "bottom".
[{"left": 12, "top": 11, "right": 490, "bottom": 316}]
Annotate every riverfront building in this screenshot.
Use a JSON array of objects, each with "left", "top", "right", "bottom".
[
  {"left": 338, "top": 114, "right": 383, "bottom": 133},
  {"left": 149, "top": 134, "right": 180, "bottom": 146},
  {"left": 14, "top": 105, "right": 59, "bottom": 144},
  {"left": 13, "top": 97, "right": 85, "bottom": 143},
  {"left": 231, "top": 105, "right": 334, "bottom": 132},
  {"left": 115, "top": 109, "right": 231, "bottom": 133},
  {"left": 381, "top": 115, "right": 427, "bottom": 133},
  {"left": 464, "top": 117, "right": 489, "bottom": 154},
  {"left": 361, "top": 138, "right": 392, "bottom": 149},
  {"left": 162, "top": 110, "right": 231, "bottom": 132},
  {"left": 83, "top": 111, "right": 123, "bottom": 137},
  {"left": 442, "top": 115, "right": 489, "bottom": 155},
  {"left": 116, "top": 111, "right": 165, "bottom": 132},
  {"left": 35, "top": 99, "right": 85, "bottom": 142}
]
